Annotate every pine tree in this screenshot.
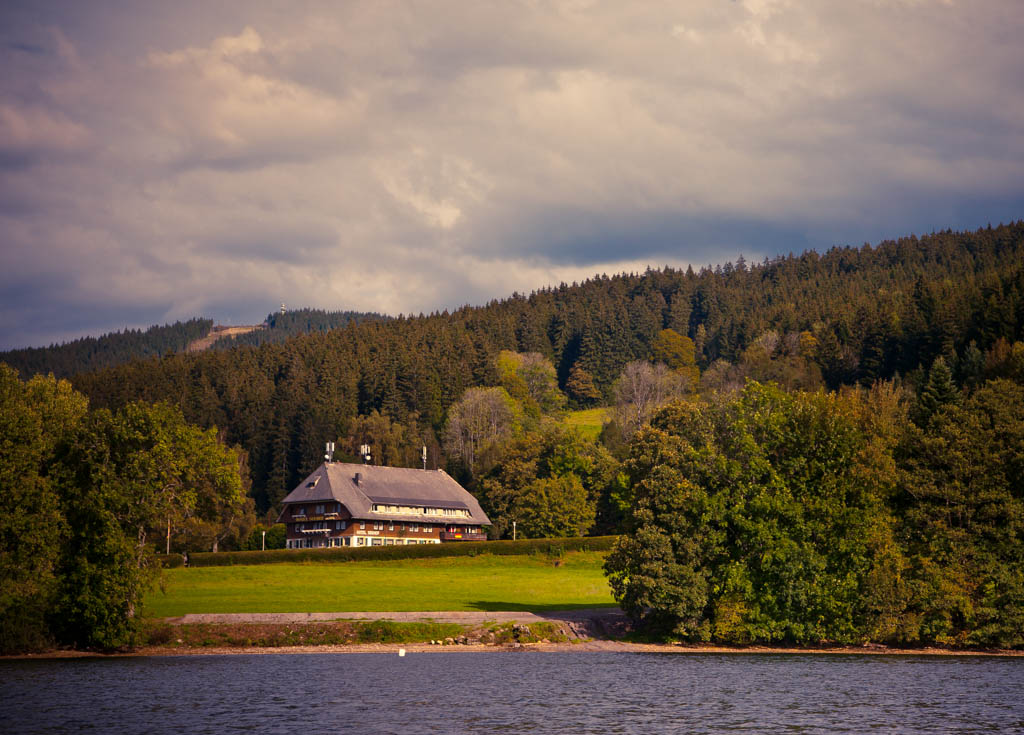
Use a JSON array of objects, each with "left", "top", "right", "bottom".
[{"left": 917, "top": 356, "right": 960, "bottom": 424}]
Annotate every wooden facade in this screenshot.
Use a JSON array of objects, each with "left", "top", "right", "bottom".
[{"left": 277, "top": 462, "right": 490, "bottom": 549}]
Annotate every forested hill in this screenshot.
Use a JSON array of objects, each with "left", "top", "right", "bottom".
[
  {"left": 0, "top": 318, "right": 213, "bottom": 380},
  {"left": 0, "top": 309, "right": 389, "bottom": 379},
  {"left": 67, "top": 222, "right": 1024, "bottom": 511},
  {"left": 209, "top": 308, "right": 389, "bottom": 350}
]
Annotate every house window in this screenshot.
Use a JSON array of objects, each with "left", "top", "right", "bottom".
[
  {"left": 359, "top": 521, "right": 365, "bottom": 530},
  {"left": 315, "top": 504, "right": 325, "bottom": 514},
  {"left": 388, "top": 522, "right": 394, "bottom": 531},
  {"left": 410, "top": 524, "right": 419, "bottom": 532},
  {"left": 373, "top": 522, "right": 383, "bottom": 531},
  {"left": 337, "top": 521, "right": 345, "bottom": 530}
]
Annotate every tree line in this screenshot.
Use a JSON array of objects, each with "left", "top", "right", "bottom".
[
  {"left": 209, "top": 308, "right": 388, "bottom": 350},
  {"left": 0, "top": 318, "right": 213, "bottom": 380},
  {"left": 0, "top": 366, "right": 250, "bottom": 652},
  {"left": 0, "top": 309, "right": 391, "bottom": 381},
  {"left": 61, "top": 223, "right": 1024, "bottom": 514}
]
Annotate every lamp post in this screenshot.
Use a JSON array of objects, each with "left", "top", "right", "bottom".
[
  {"left": 512, "top": 520, "right": 517, "bottom": 541},
  {"left": 262, "top": 530, "right": 266, "bottom": 551}
]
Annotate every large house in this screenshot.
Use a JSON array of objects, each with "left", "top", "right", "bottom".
[{"left": 277, "top": 462, "right": 490, "bottom": 549}]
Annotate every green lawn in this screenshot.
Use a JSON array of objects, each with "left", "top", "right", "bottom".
[
  {"left": 562, "top": 407, "right": 610, "bottom": 440},
  {"left": 145, "top": 551, "right": 616, "bottom": 617}
]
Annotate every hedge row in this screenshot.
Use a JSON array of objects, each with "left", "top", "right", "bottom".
[
  {"left": 185, "top": 535, "right": 618, "bottom": 567},
  {"left": 158, "top": 554, "right": 185, "bottom": 568}
]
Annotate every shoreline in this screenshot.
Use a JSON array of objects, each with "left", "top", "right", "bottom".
[
  {"left": 7, "top": 609, "right": 1021, "bottom": 660},
  {"left": 8, "top": 639, "right": 1023, "bottom": 660}
]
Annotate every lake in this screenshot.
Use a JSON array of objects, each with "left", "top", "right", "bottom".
[{"left": 1, "top": 651, "right": 1022, "bottom": 734}]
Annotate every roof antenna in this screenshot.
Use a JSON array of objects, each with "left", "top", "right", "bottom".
[
  {"left": 360, "top": 444, "right": 372, "bottom": 465},
  {"left": 324, "top": 441, "right": 335, "bottom": 463},
  {"left": 422, "top": 445, "right": 427, "bottom": 471}
]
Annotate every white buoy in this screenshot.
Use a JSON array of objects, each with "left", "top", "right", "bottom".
[{"left": 398, "top": 648, "right": 406, "bottom": 657}]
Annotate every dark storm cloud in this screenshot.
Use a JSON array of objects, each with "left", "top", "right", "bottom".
[
  {"left": 492, "top": 209, "right": 808, "bottom": 267},
  {"left": 0, "top": 272, "right": 173, "bottom": 350},
  {"left": 7, "top": 42, "right": 47, "bottom": 55}
]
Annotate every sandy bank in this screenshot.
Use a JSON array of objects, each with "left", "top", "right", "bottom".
[{"left": 9, "top": 639, "right": 1022, "bottom": 660}]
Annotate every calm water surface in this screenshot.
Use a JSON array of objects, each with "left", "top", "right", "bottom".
[{"left": 2, "top": 652, "right": 1022, "bottom": 734}]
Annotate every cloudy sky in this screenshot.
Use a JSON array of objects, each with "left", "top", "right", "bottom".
[{"left": 1, "top": 0, "right": 1022, "bottom": 349}]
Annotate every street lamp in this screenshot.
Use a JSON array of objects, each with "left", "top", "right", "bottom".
[
  {"left": 512, "top": 520, "right": 517, "bottom": 541},
  {"left": 262, "top": 530, "right": 266, "bottom": 551}
]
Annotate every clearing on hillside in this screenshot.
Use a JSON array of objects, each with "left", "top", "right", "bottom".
[{"left": 562, "top": 407, "right": 610, "bottom": 441}]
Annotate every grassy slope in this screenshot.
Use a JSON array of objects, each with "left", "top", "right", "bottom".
[
  {"left": 146, "top": 551, "right": 615, "bottom": 617},
  {"left": 562, "top": 407, "right": 610, "bottom": 441}
]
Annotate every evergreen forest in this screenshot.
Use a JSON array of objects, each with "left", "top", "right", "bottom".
[
  {"left": 0, "top": 318, "right": 214, "bottom": 380},
  {"left": 208, "top": 308, "right": 388, "bottom": 350}
]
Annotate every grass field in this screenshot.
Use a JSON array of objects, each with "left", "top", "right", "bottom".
[
  {"left": 145, "top": 551, "right": 616, "bottom": 617},
  {"left": 562, "top": 407, "right": 610, "bottom": 440}
]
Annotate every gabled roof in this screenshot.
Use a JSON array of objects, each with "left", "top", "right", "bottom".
[{"left": 278, "top": 462, "right": 490, "bottom": 525}]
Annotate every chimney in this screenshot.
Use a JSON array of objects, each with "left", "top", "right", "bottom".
[{"left": 354, "top": 472, "right": 361, "bottom": 486}]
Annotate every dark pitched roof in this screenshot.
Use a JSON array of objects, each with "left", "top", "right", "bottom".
[{"left": 278, "top": 462, "right": 490, "bottom": 525}]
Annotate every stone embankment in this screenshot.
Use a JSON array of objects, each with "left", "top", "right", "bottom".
[{"left": 166, "top": 608, "right": 630, "bottom": 641}]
